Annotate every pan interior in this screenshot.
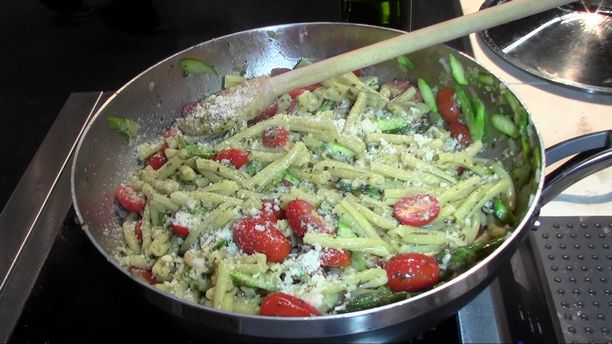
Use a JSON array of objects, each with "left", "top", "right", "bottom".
[{"left": 71, "top": 22, "right": 542, "bottom": 337}]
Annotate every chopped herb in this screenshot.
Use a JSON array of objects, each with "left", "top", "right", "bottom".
[
  {"left": 469, "top": 96, "right": 485, "bottom": 141},
  {"left": 321, "top": 143, "right": 354, "bottom": 162},
  {"left": 336, "top": 179, "right": 354, "bottom": 193},
  {"left": 493, "top": 198, "right": 515, "bottom": 225},
  {"left": 491, "top": 113, "right": 518, "bottom": 138},
  {"left": 360, "top": 185, "right": 382, "bottom": 199},
  {"left": 417, "top": 78, "right": 437, "bottom": 113},
  {"left": 475, "top": 72, "right": 495, "bottom": 87},
  {"left": 245, "top": 160, "right": 262, "bottom": 176},
  {"left": 449, "top": 54, "right": 468, "bottom": 85},
  {"left": 212, "top": 239, "right": 228, "bottom": 250},
  {"left": 318, "top": 100, "right": 335, "bottom": 112},
  {"left": 266, "top": 30, "right": 282, "bottom": 39},
  {"left": 396, "top": 55, "right": 414, "bottom": 71},
  {"left": 375, "top": 116, "right": 408, "bottom": 132},
  {"left": 282, "top": 170, "right": 301, "bottom": 186},
  {"left": 178, "top": 137, "right": 214, "bottom": 158},
  {"left": 107, "top": 116, "right": 139, "bottom": 141},
  {"left": 179, "top": 58, "right": 218, "bottom": 76}
]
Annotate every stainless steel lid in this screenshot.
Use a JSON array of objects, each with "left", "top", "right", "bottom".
[{"left": 479, "top": 0, "right": 612, "bottom": 94}]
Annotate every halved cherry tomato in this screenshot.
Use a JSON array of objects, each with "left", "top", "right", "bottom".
[
  {"left": 260, "top": 293, "right": 321, "bottom": 317},
  {"left": 135, "top": 220, "right": 143, "bottom": 243},
  {"left": 436, "top": 88, "right": 460, "bottom": 123},
  {"left": 181, "top": 101, "right": 197, "bottom": 116},
  {"left": 260, "top": 199, "right": 285, "bottom": 222},
  {"left": 385, "top": 253, "right": 440, "bottom": 291},
  {"left": 353, "top": 69, "right": 363, "bottom": 77},
  {"left": 320, "top": 248, "right": 352, "bottom": 268},
  {"left": 448, "top": 121, "right": 471, "bottom": 147},
  {"left": 262, "top": 127, "right": 289, "bottom": 148},
  {"left": 393, "top": 194, "right": 440, "bottom": 227},
  {"left": 285, "top": 199, "right": 329, "bottom": 238},
  {"left": 212, "top": 148, "right": 249, "bottom": 168},
  {"left": 288, "top": 88, "right": 307, "bottom": 100},
  {"left": 131, "top": 268, "right": 157, "bottom": 285},
  {"left": 163, "top": 128, "right": 178, "bottom": 138},
  {"left": 232, "top": 217, "right": 290, "bottom": 262},
  {"left": 146, "top": 151, "right": 168, "bottom": 170},
  {"left": 287, "top": 86, "right": 322, "bottom": 112},
  {"left": 171, "top": 223, "right": 190, "bottom": 238},
  {"left": 115, "top": 184, "right": 146, "bottom": 213},
  {"left": 384, "top": 79, "right": 423, "bottom": 101},
  {"left": 249, "top": 101, "right": 279, "bottom": 124},
  {"left": 303, "top": 83, "right": 321, "bottom": 92}
]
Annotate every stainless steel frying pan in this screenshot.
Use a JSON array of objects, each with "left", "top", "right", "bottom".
[{"left": 71, "top": 23, "right": 612, "bottom": 341}]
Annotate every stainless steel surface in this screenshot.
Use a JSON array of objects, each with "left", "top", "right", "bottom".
[
  {"left": 457, "top": 279, "right": 511, "bottom": 343},
  {"left": 530, "top": 217, "right": 612, "bottom": 343},
  {"left": 0, "top": 92, "right": 103, "bottom": 343},
  {"left": 479, "top": 0, "right": 612, "bottom": 94},
  {"left": 71, "top": 22, "right": 546, "bottom": 339}
]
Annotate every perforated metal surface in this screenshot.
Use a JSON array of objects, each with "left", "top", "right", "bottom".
[{"left": 532, "top": 217, "right": 612, "bottom": 344}]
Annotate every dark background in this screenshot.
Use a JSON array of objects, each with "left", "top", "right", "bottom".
[
  {"left": 0, "top": 0, "right": 342, "bottom": 209},
  {"left": 0, "top": 0, "right": 467, "bottom": 210}
]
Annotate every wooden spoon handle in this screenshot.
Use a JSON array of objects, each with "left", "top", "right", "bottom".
[{"left": 269, "top": 0, "right": 573, "bottom": 96}]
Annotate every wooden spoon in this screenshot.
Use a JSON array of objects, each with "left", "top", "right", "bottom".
[{"left": 178, "top": 0, "right": 574, "bottom": 135}]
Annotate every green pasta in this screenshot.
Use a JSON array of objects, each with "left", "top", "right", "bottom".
[{"left": 111, "top": 63, "right": 518, "bottom": 318}]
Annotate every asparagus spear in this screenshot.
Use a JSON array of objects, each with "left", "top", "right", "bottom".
[
  {"left": 344, "top": 287, "right": 409, "bottom": 313},
  {"left": 436, "top": 236, "right": 505, "bottom": 280}
]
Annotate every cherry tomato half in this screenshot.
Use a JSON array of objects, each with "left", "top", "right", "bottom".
[
  {"left": 436, "top": 88, "right": 460, "bottom": 123},
  {"left": 285, "top": 199, "right": 329, "bottom": 238},
  {"left": 260, "top": 293, "right": 321, "bottom": 317},
  {"left": 385, "top": 253, "right": 440, "bottom": 292},
  {"left": 262, "top": 127, "right": 289, "bottom": 148},
  {"left": 320, "top": 248, "right": 352, "bottom": 268},
  {"left": 115, "top": 184, "right": 146, "bottom": 213},
  {"left": 284, "top": 89, "right": 301, "bottom": 113},
  {"left": 131, "top": 268, "right": 157, "bottom": 285},
  {"left": 171, "top": 223, "right": 190, "bottom": 238},
  {"left": 388, "top": 79, "right": 411, "bottom": 92},
  {"left": 212, "top": 148, "right": 249, "bottom": 169},
  {"left": 288, "top": 88, "right": 308, "bottom": 100},
  {"left": 260, "top": 199, "right": 285, "bottom": 222},
  {"left": 393, "top": 194, "right": 440, "bottom": 227},
  {"left": 146, "top": 151, "right": 168, "bottom": 170},
  {"left": 181, "top": 101, "right": 197, "bottom": 116},
  {"left": 249, "top": 101, "right": 279, "bottom": 125},
  {"left": 448, "top": 121, "right": 471, "bottom": 147},
  {"left": 232, "top": 217, "right": 290, "bottom": 262},
  {"left": 163, "top": 128, "right": 178, "bottom": 138},
  {"left": 135, "top": 220, "right": 143, "bottom": 243}
]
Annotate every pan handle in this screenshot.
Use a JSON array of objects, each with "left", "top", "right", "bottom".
[{"left": 541, "top": 130, "right": 612, "bottom": 205}]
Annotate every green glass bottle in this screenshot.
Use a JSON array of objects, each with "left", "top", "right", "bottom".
[{"left": 340, "top": 0, "right": 408, "bottom": 29}]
